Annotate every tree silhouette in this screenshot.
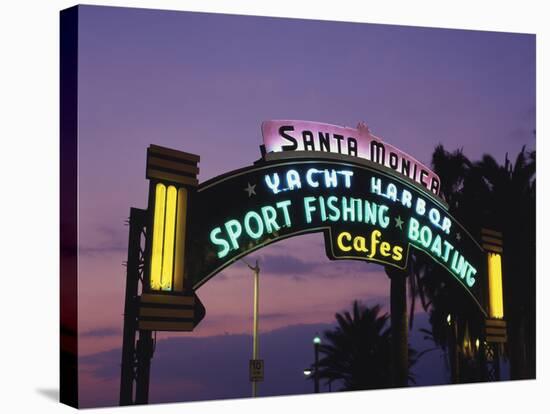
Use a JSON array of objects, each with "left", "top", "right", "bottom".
[
  {"left": 314, "top": 301, "right": 417, "bottom": 391},
  {"left": 408, "top": 144, "right": 535, "bottom": 382},
  {"left": 471, "top": 146, "right": 536, "bottom": 379}
]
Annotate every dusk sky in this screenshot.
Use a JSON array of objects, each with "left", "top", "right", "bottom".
[{"left": 74, "top": 5, "right": 535, "bottom": 407}]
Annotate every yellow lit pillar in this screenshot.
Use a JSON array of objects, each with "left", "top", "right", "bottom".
[
  {"left": 149, "top": 184, "right": 178, "bottom": 291},
  {"left": 150, "top": 183, "right": 167, "bottom": 290},
  {"left": 146, "top": 145, "right": 200, "bottom": 294},
  {"left": 487, "top": 252, "right": 504, "bottom": 319},
  {"left": 481, "top": 228, "right": 505, "bottom": 319},
  {"left": 481, "top": 228, "right": 507, "bottom": 345}
]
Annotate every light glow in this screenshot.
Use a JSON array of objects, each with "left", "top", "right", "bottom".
[
  {"left": 160, "top": 185, "right": 177, "bottom": 291},
  {"left": 488, "top": 252, "right": 504, "bottom": 319},
  {"left": 265, "top": 168, "right": 354, "bottom": 194},
  {"left": 150, "top": 183, "right": 166, "bottom": 290}
]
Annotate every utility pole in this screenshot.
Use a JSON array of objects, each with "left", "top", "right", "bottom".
[{"left": 243, "top": 259, "right": 261, "bottom": 397}]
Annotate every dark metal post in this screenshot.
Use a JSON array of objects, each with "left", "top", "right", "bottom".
[
  {"left": 484, "top": 342, "right": 501, "bottom": 381},
  {"left": 387, "top": 266, "right": 408, "bottom": 387},
  {"left": 119, "top": 146, "right": 200, "bottom": 406},
  {"left": 119, "top": 208, "right": 147, "bottom": 406},
  {"left": 135, "top": 330, "right": 154, "bottom": 404},
  {"left": 494, "top": 345, "right": 501, "bottom": 380},
  {"left": 448, "top": 315, "right": 460, "bottom": 383},
  {"left": 119, "top": 208, "right": 146, "bottom": 405}
]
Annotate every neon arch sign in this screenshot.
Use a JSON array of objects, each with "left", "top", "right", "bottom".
[
  {"left": 186, "top": 157, "right": 485, "bottom": 314},
  {"left": 142, "top": 120, "right": 504, "bottom": 322}
]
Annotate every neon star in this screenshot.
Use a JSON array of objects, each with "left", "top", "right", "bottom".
[
  {"left": 244, "top": 182, "right": 256, "bottom": 197},
  {"left": 394, "top": 216, "right": 404, "bottom": 230}
]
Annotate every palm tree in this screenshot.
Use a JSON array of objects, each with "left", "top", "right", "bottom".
[
  {"left": 471, "top": 147, "right": 536, "bottom": 379},
  {"left": 406, "top": 145, "right": 474, "bottom": 383},
  {"left": 408, "top": 144, "right": 536, "bottom": 382},
  {"left": 313, "top": 301, "right": 417, "bottom": 391}
]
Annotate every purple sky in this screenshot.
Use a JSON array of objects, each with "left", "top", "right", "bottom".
[{"left": 74, "top": 5, "right": 534, "bottom": 407}]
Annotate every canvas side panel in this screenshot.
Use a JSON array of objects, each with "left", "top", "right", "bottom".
[{"left": 60, "top": 5, "right": 79, "bottom": 408}]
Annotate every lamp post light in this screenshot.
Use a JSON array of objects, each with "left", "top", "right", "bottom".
[
  {"left": 302, "top": 335, "right": 322, "bottom": 393},
  {"left": 313, "top": 334, "right": 321, "bottom": 393}
]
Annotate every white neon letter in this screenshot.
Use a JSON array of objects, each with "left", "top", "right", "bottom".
[
  {"left": 265, "top": 173, "right": 280, "bottom": 194},
  {"left": 286, "top": 169, "right": 301, "bottom": 190},
  {"left": 401, "top": 189, "right": 412, "bottom": 209},
  {"left": 429, "top": 208, "right": 441, "bottom": 228},
  {"left": 324, "top": 170, "right": 338, "bottom": 188},
  {"left": 416, "top": 198, "right": 426, "bottom": 216},
  {"left": 370, "top": 177, "right": 382, "bottom": 195},
  {"left": 338, "top": 170, "right": 354, "bottom": 188},
  {"left": 306, "top": 168, "right": 320, "bottom": 188}
]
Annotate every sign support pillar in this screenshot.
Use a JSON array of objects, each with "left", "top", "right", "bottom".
[
  {"left": 387, "top": 266, "right": 408, "bottom": 387},
  {"left": 119, "top": 208, "right": 148, "bottom": 405},
  {"left": 481, "top": 228, "right": 506, "bottom": 381},
  {"left": 120, "top": 146, "right": 203, "bottom": 406},
  {"left": 135, "top": 330, "right": 154, "bottom": 404}
]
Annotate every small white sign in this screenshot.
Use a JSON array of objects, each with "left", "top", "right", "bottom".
[{"left": 249, "top": 359, "right": 264, "bottom": 382}]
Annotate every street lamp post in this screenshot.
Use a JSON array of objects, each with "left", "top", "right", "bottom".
[
  {"left": 243, "top": 259, "right": 261, "bottom": 397},
  {"left": 313, "top": 334, "right": 321, "bottom": 393}
]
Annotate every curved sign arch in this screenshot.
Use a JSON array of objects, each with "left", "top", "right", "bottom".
[
  {"left": 119, "top": 121, "right": 505, "bottom": 404},
  {"left": 186, "top": 153, "right": 488, "bottom": 316}
]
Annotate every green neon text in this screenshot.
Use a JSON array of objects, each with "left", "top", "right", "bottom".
[
  {"left": 209, "top": 200, "right": 293, "bottom": 258},
  {"left": 408, "top": 217, "right": 476, "bottom": 287}
]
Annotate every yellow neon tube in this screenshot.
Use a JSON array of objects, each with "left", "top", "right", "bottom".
[
  {"left": 488, "top": 252, "right": 504, "bottom": 319},
  {"left": 160, "top": 185, "right": 177, "bottom": 291},
  {"left": 173, "top": 188, "right": 188, "bottom": 292},
  {"left": 150, "top": 183, "right": 166, "bottom": 290}
]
